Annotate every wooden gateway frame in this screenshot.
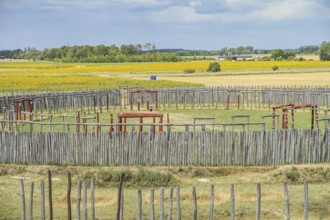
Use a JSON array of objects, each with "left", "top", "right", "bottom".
[
  {"left": 273, "top": 104, "right": 318, "bottom": 129},
  {"left": 129, "top": 89, "right": 159, "bottom": 111},
  {"left": 282, "top": 104, "right": 318, "bottom": 129},
  {"left": 15, "top": 98, "right": 33, "bottom": 121},
  {"left": 226, "top": 90, "right": 240, "bottom": 110}
]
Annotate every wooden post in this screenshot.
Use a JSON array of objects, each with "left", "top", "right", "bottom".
[
  {"left": 29, "top": 182, "right": 34, "bottom": 220},
  {"left": 96, "top": 112, "right": 100, "bottom": 135},
  {"left": 176, "top": 186, "right": 181, "bottom": 220},
  {"left": 116, "top": 173, "right": 125, "bottom": 220},
  {"left": 77, "top": 181, "right": 81, "bottom": 220},
  {"left": 256, "top": 183, "right": 261, "bottom": 220},
  {"left": 209, "top": 185, "right": 214, "bottom": 220},
  {"left": 83, "top": 180, "right": 87, "bottom": 220},
  {"left": 160, "top": 187, "right": 165, "bottom": 220},
  {"left": 40, "top": 180, "right": 45, "bottom": 220},
  {"left": 230, "top": 184, "right": 235, "bottom": 220},
  {"left": 91, "top": 178, "right": 95, "bottom": 220},
  {"left": 168, "top": 187, "right": 173, "bottom": 220},
  {"left": 67, "top": 173, "right": 72, "bottom": 220},
  {"left": 284, "top": 182, "right": 290, "bottom": 220},
  {"left": 20, "top": 179, "right": 26, "bottom": 220},
  {"left": 304, "top": 181, "right": 308, "bottom": 220},
  {"left": 192, "top": 187, "right": 197, "bottom": 220},
  {"left": 138, "top": 190, "right": 142, "bottom": 220},
  {"left": 48, "top": 170, "right": 53, "bottom": 220},
  {"left": 150, "top": 188, "right": 155, "bottom": 220},
  {"left": 77, "top": 111, "right": 80, "bottom": 133}
]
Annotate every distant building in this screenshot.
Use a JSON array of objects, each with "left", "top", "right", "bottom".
[
  {"left": 218, "top": 55, "right": 227, "bottom": 61},
  {"left": 218, "top": 55, "right": 254, "bottom": 61},
  {"left": 232, "top": 55, "right": 254, "bottom": 61}
]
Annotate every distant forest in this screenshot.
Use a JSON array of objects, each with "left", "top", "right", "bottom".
[{"left": 0, "top": 44, "right": 320, "bottom": 63}]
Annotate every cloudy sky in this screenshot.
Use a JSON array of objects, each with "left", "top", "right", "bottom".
[{"left": 0, "top": 0, "right": 329, "bottom": 50}]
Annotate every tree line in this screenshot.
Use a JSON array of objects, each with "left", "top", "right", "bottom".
[
  {"left": 0, "top": 44, "right": 182, "bottom": 63},
  {"left": 0, "top": 42, "right": 329, "bottom": 62}
]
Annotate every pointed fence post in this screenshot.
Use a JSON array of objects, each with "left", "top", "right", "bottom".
[
  {"left": 176, "top": 186, "right": 181, "bottom": 220},
  {"left": 256, "top": 183, "right": 261, "bottom": 220},
  {"left": 29, "top": 182, "right": 34, "bottom": 220},
  {"left": 91, "top": 178, "right": 95, "bottom": 220},
  {"left": 40, "top": 180, "right": 45, "bottom": 220},
  {"left": 168, "top": 187, "right": 173, "bottom": 220},
  {"left": 192, "top": 187, "right": 197, "bottom": 220},
  {"left": 20, "top": 179, "right": 26, "bottom": 220},
  {"left": 304, "top": 181, "right": 308, "bottom": 220},
  {"left": 67, "top": 173, "right": 72, "bottom": 220},
  {"left": 230, "top": 184, "right": 235, "bottom": 220},
  {"left": 138, "top": 189, "right": 142, "bottom": 220},
  {"left": 48, "top": 170, "right": 53, "bottom": 220},
  {"left": 209, "top": 185, "right": 214, "bottom": 220},
  {"left": 284, "top": 182, "right": 290, "bottom": 220}
]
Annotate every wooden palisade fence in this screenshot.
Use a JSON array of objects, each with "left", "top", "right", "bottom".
[
  {"left": 17, "top": 171, "right": 311, "bottom": 220},
  {"left": 0, "top": 129, "right": 329, "bottom": 166},
  {"left": 1, "top": 86, "right": 330, "bottom": 116}
]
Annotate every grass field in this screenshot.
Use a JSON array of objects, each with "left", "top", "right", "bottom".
[{"left": 0, "top": 164, "right": 329, "bottom": 219}]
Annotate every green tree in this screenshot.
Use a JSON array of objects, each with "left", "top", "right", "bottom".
[
  {"left": 207, "top": 62, "right": 221, "bottom": 72},
  {"left": 319, "top": 41, "right": 330, "bottom": 61},
  {"left": 271, "top": 49, "right": 286, "bottom": 60}
]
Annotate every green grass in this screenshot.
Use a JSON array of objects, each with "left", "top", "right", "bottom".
[
  {"left": 0, "top": 164, "right": 329, "bottom": 219},
  {"left": 6, "top": 104, "right": 325, "bottom": 133}
]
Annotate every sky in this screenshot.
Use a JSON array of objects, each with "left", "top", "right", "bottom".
[{"left": 0, "top": 0, "right": 330, "bottom": 50}]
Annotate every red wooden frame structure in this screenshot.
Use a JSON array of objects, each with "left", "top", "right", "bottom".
[
  {"left": 283, "top": 104, "right": 318, "bottom": 129},
  {"left": 226, "top": 90, "right": 240, "bottom": 110},
  {"left": 130, "top": 89, "right": 159, "bottom": 111},
  {"left": 272, "top": 104, "right": 318, "bottom": 129},
  {"left": 272, "top": 104, "right": 294, "bottom": 129},
  {"left": 15, "top": 98, "right": 33, "bottom": 120},
  {"left": 117, "top": 112, "right": 166, "bottom": 133}
]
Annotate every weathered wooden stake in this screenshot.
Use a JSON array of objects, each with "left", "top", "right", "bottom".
[
  {"left": 116, "top": 173, "right": 125, "bottom": 220},
  {"left": 40, "top": 180, "right": 45, "bottom": 220},
  {"left": 176, "top": 186, "right": 181, "bottom": 220},
  {"left": 29, "top": 182, "right": 34, "bottom": 220},
  {"left": 83, "top": 180, "right": 87, "bottom": 220},
  {"left": 209, "top": 185, "right": 214, "bottom": 220},
  {"left": 150, "top": 188, "right": 155, "bottom": 220},
  {"left": 77, "top": 181, "right": 81, "bottom": 220},
  {"left": 284, "top": 182, "right": 290, "bottom": 220},
  {"left": 67, "top": 173, "right": 72, "bottom": 220},
  {"left": 231, "top": 184, "right": 235, "bottom": 220},
  {"left": 20, "top": 179, "right": 26, "bottom": 220},
  {"left": 48, "top": 170, "right": 53, "bottom": 220},
  {"left": 91, "top": 178, "right": 95, "bottom": 220},
  {"left": 192, "top": 186, "right": 197, "bottom": 220},
  {"left": 256, "top": 183, "right": 261, "bottom": 220},
  {"left": 304, "top": 181, "right": 308, "bottom": 220},
  {"left": 168, "top": 187, "right": 173, "bottom": 220},
  {"left": 138, "top": 189, "right": 142, "bottom": 220},
  {"left": 160, "top": 187, "right": 165, "bottom": 220}
]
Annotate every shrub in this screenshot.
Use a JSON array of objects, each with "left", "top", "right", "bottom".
[
  {"left": 207, "top": 62, "right": 221, "bottom": 72},
  {"left": 183, "top": 68, "right": 196, "bottom": 74},
  {"left": 272, "top": 65, "right": 279, "bottom": 71},
  {"left": 285, "top": 166, "right": 300, "bottom": 182}
]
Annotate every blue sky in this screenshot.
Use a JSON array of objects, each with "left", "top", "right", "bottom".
[{"left": 1, "top": 0, "right": 329, "bottom": 50}]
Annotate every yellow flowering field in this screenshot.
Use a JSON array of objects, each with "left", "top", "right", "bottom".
[
  {"left": 1, "top": 60, "right": 329, "bottom": 91},
  {"left": 1, "top": 61, "right": 330, "bottom": 74}
]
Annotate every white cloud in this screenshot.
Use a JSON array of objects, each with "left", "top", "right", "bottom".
[
  {"left": 148, "top": 5, "right": 215, "bottom": 23},
  {"left": 247, "top": 0, "right": 329, "bottom": 22}
]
